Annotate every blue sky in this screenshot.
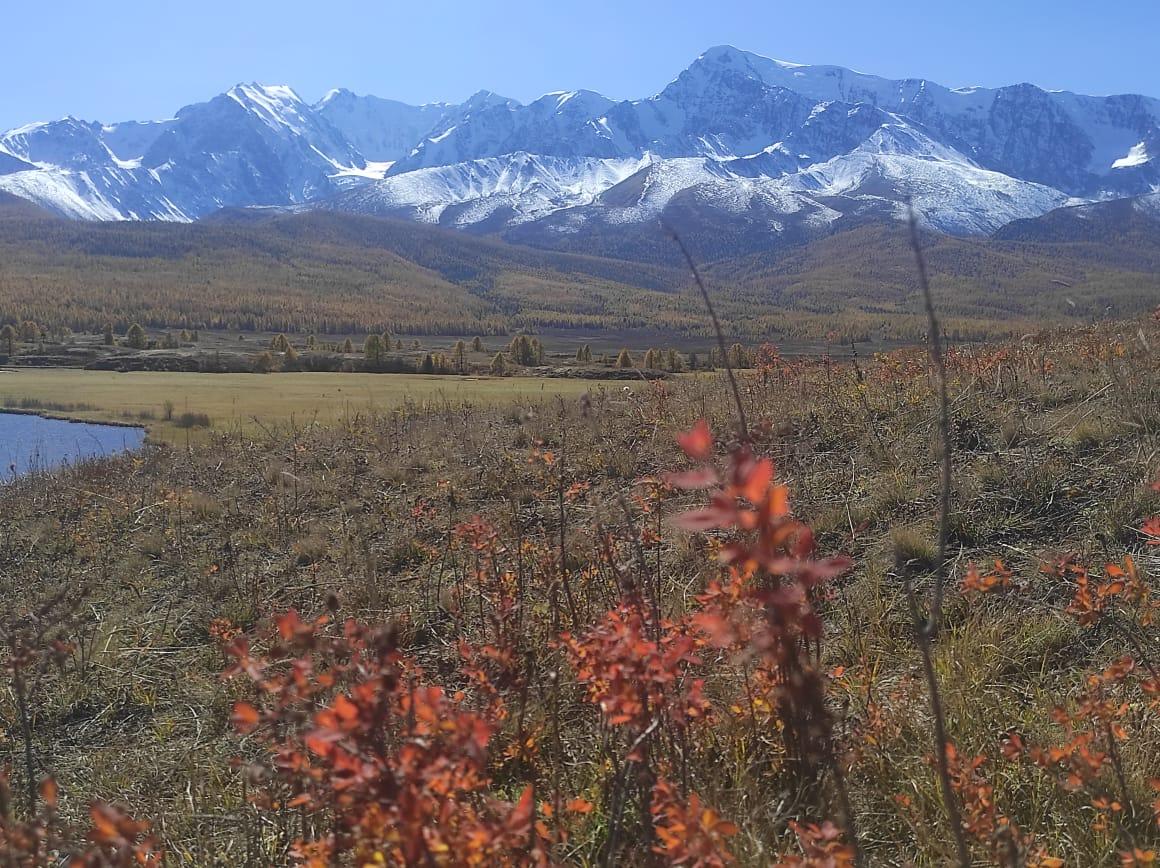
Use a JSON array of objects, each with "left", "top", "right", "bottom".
[{"left": 5, "top": 0, "right": 1158, "bottom": 129}]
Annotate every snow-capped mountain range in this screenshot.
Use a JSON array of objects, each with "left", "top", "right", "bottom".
[{"left": 2, "top": 46, "right": 1157, "bottom": 248}]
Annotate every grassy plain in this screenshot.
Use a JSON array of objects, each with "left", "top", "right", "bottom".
[
  {"left": 0, "top": 317, "right": 1156, "bottom": 864},
  {"left": 0, "top": 369, "right": 604, "bottom": 442}
]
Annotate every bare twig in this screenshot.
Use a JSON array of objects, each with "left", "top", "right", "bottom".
[
  {"left": 905, "top": 579, "right": 970, "bottom": 865},
  {"left": 908, "top": 207, "right": 952, "bottom": 637},
  {"left": 665, "top": 224, "right": 749, "bottom": 442},
  {"left": 906, "top": 205, "right": 970, "bottom": 866}
]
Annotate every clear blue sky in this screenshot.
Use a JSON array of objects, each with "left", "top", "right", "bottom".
[{"left": 5, "top": 0, "right": 1159, "bottom": 129}]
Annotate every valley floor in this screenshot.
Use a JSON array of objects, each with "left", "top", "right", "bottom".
[{"left": 0, "top": 368, "right": 601, "bottom": 443}]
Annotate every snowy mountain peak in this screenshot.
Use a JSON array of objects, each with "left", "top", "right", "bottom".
[
  {"left": 697, "top": 44, "right": 805, "bottom": 72},
  {"left": 1, "top": 46, "right": 1157, "bottom": 246},
  {"left": 225, "top": 83, "right": 312, "bottom": 132}
]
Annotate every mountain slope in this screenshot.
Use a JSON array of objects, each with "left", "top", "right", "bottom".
[
  {"left": 0, "top": 46, "right": 1156, "bottom": 248},
  {"left": 1, "top": 208, "right": 1158, "bottom": 345}
]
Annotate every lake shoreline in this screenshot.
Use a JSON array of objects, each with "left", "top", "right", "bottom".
[
  {"left": 0, "top": 412, "right": 148, "bottom": 480},
  {"left": 0, "top": 406, "right": 147, "bottom": 430}
]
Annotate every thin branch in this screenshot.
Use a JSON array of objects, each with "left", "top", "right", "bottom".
[
  {"left": 906, "top": 579, "right": 971, "bottom": 866},
  {"left": 906, "top": 206, "right": 969, "bottom": 866},
  {"left": 664, "top": 224, "right": 749, "bottom": 442},
  {"left": 907, "top": 206, "right": 952, "bottom": 638}
]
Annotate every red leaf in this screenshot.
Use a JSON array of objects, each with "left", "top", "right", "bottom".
[
  {"left": 508, "top": 784, "right": 535, "bottom": 833},
  {"left": 739, "top": 458, "right": 774, "bottom": 504},
  {"left": 677, "top": 420, "right": 713, "bottom": 460},
  {"left": 665, "top": 468, "right": 719, "bottom": 490},
  {"left": 332, "top": 694, "right": 359, "bottom": 723},
  {"left": 231, "top": 701, "right": 260, "bottom": 733},
  {"left": 672, "top": 507, "right": 732, "bottom": 532}
]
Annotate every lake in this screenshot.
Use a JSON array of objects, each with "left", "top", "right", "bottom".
[{"left": 0, "top": 413, "right": 145, "bottom": 479}]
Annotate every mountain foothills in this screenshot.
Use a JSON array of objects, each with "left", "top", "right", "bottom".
[
  {"left": 1, "top": 45, "right": 1157, "bottom": 255},
  {"left": 1, "top": 202, "right": 1158, "bottom": 341}
]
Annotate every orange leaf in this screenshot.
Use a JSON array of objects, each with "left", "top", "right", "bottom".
[
  {"left": 677, "top": 420, "right": 713, "bottom": 460},
  {"left": 231, "top": 701, "right": 260, "bottom": 733}
]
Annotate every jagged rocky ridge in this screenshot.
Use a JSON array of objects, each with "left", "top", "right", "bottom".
[{"left": 1, "top": 46, "right": 1156, "bottom": 252}]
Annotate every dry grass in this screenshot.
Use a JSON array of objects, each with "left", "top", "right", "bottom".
[
  {"left": 0, "top": 368, "right": 602, "bottom": 442},
  {"left": 0, "top": 317, "right": 1156, "bottom": 864}
]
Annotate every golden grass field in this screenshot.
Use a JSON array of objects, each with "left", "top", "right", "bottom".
[{"left": 0, "top": 369, "right": 608, "bottom": 442}]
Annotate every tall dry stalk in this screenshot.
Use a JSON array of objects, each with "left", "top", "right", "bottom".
[{"left": 907, "top": 206, "right": 970, "bottom": 866}]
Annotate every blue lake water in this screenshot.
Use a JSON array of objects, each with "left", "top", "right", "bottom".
[{"left": 0, "top": 413, "right": 145, "bottom": 479}]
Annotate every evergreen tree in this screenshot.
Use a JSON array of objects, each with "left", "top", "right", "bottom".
[
  {"left": 643, "top": 348, "right": 660, "bottom": 370},
  {"left": 0, "top": 324, "right": 15, "bottom": 356},
  {"left": 420, "top": 353, "right": 435, "bottom": 374},
  {"left": 364, "top": 334, "right": 384, "bottom": 367},
  {"left": 125, "top": 323, "right": 147, "bottom": 350},
  {"left": 453, "top": 340, "right": 466, "bottom": 371},
  {"left": 102, "top": 323, "right": 115, "bottom": 346},
  {"left": 342, "top": 338, "right": 354, "bottom": 354},
  {"left": 615, "top": 348, "right": 634, "bottom": 369},
  {"left": 490, "top": 352, "right": 506, "bottom": 375},
  {"left": 509, "top": 335, "right": 536, "bottom": 366},
  {"left": 471, "top": 336, "right": 484, "bottom": 353}
]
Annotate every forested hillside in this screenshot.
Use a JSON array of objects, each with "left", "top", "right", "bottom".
[{"left": 2, "top": 207, "right": 1158, "bottom": 342}]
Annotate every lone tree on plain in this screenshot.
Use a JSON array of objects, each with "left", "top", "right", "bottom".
[
  {"left": 0, "top": 324, "right": 15, "bottom": 356},
  {"left": 252, "top": 351, "right": 275, "bottom": 373},
  {"left": 364, "top": 334, "right": 384, "bottom": 367},
  {"left": 282, "top": 345, "right": 300, "bottom": 372},
  {"left": 125, "top": 323, "right": 147, "bottom": 350},
  {"left": 509, "top": 335, "right": 537, "bottom": 366}
]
